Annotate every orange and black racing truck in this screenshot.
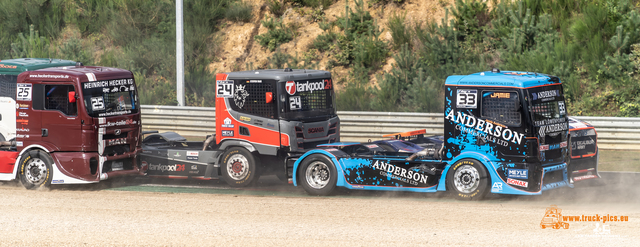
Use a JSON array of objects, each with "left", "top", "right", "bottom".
[{"left": 141, "top": 69, "right": 340, "bottom": 186}]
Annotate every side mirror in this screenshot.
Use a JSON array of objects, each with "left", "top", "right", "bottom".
[
  {"left": 68, "top": 91, "right": 76, "bottom": 103},
  {"left": 265, "top": 92, "right": 273, "bottom": 103}
]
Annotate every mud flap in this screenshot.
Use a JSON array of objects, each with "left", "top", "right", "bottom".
[{"left": 569, "top": 152, "right": 600, "bottom": 183}]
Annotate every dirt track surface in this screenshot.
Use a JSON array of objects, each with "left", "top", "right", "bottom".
[{"left": 1, "top": 176, "right": 639, "bottom": 246}]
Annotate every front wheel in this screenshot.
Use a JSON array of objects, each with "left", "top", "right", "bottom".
[
  {"left": 446, "top": 159, "right": 489, "bottom": 200},
  {"left": 220, "top": 147, "right": 260, "bottom": 187},
  {"left": 298, "top": 154, "right": 337, "bottom": 196},
  {"left": 18, "top": 150, "right": 53, "bottom": 190}
]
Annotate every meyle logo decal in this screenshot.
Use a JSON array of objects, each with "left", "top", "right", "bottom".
[
  {"left": 308, "top": 127, "right": 324, "bottom": 134},
  {"left": 507, "top": 178, "right": 528, "bottom": 187},
  {"left": 222, "top": 130, "right": 234, "bottom": 136},
  {"left": 507, "top": 169, "right": 528, "bottom": 179}
]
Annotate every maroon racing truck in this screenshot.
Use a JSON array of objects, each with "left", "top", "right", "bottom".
[{"left": 0, "top": 66, "right": 144, "bottom": 189}]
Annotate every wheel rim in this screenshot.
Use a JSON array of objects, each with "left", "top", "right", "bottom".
[
  {"left": 24, "top": 158, "right": 47, "bottom": 185},
  {"left": 453, "top": 164, "right": 480, "bottom": 193},
  {"left": 305, "top": 161, "right": 330, "bottom": 189},
  {"left": 226, "top": 154, "right": 249, "bottom": 181}
]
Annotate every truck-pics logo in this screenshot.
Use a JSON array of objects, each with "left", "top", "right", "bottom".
[{"left": 541, "top": 205, "right": 569, "bottom": 229}]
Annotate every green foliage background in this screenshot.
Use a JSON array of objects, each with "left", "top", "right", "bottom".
[{"left": 1, "top": 0, "right": 639, "bottom": 116}]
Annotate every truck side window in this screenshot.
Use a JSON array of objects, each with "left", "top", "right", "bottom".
[
  {"left": 229, "top": 81, "right": 276, "bottom": 119},
  {"left": 482, "top": 91, "right": 521, "bottom": 126},
  {"left": 44, "top": 85, "right": 77, "bottom": 116}
]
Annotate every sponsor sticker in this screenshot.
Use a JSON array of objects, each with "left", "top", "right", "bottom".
[
  {"left": 247, "top": 80, "right": 262, "bottom": 83},
  {"left": 222, "top": 118, "right": 234, "bottom": 128},
  {"left": 17, "top": 103, "right": 29, "bottom": 110},
  {"left": 222, "top": 130, "right": 234, "bottom": 136},
  {"left": 216, "top": 80, "right": 234, "bottom": 98},
  {"left": 532, "top": 90, "right": 560, "bottom": 101},
  {"left": 296, "top": 81, "right": 325, "bottom": 94},
  {"left": 16, "top": 84, "right": 32, "bottom": 101},
  {"left": 16, "top": 141, "right": 23, "bottom": 147},
  {"left": 285, "top": 81, "right": 296, "bottom": 95},
  {"left": 507, "top": 178, "right": 528, "bottom": 187},
  {"left": 289, "top": 96, "right": 301, "bottom": 110},
  {"left": 187, "top": 151, "right": 199, "bottom": 160},
  {"left": 507, "top": 168, "right": 528, "bottom": 179},
  {"left": 456, "top": 89, "right": 477, "bottom": 109},
  {"left": 366, "top": 144, "right": 378, "bottom": 148},
  {"left": 491, "top": 182, "right": 503, "bottom": 192},
  {"left": 52, "top": 180, "right": 64, "bottom": 184},
  {"left": 239, "top": 116, "right": 251, "bottom": 122},
  {"left": 149, "top": 164, "right": 185, "bottom": 172},
  {"left": 573, "top": 174, "right": 598, "bottom": 181}
]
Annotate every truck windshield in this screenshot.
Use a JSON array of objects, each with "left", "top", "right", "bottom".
[
  {"left": 281, "top": 78, "right": 335, "bottom": 121},
  {"left": 82, "top": 78, "right": 139, "bottom": 117},
  {"left": 528, "top": 84, "right": 567, "bottom": 126}
]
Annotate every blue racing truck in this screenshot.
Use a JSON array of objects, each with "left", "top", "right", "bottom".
[{"left": 291, "top": 69, "right": 598, "bottom": 200}]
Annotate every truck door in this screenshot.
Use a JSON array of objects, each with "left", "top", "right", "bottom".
[
  {"left": 221, "top": 79, "right": 281, "bottom": 149},
  {"left": 40, "top": 84, "right": 82, "bottom": 151}
]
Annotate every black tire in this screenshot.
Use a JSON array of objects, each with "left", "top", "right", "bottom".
[
  {"left": 18, "top": 150, "right": 53, "bottom": 190},
  {"left": 446, "top": 159, "right": 490, "bottom": 200},
  {"left": 220, "top": 147, "right": 260, "bottom": 187},
  {"left": 298, "top": 154, "right": 337, "bottom": 196}
]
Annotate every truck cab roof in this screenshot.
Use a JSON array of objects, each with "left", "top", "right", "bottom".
[
  {"left": 445, "top": 70, "right": 560, "bottom": 88},
  {"left": 223, "top": 69, "right": 331, "bottom": 81},
  {"left": 18, "top": 66, "right": 133, "bottom": 82},
  {"left": 0, "top": 58, "right": 78, "bottom": 75}
]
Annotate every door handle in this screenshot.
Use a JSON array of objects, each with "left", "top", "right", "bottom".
[{"left": 42, "top": 128, "right": 48, "bottom": 137}]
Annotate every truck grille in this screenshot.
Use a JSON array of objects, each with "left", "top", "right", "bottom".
[{"left": 104, "top": 144, "right": 130, "bottom": 156}]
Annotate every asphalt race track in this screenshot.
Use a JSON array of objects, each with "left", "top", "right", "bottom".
[{"left": 0, "top": 172, "right": 638, "bottom": 246}]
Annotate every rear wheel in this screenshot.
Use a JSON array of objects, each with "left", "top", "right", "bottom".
[
  {"left": 298, "top": 154, "right": 337, "bottom": 196},
  {"left": 446, "top": 159, "right": 489, "bottom": 200},
  {"left": 18, "top": 150, "right": 53, "bottom": 190},
  {"left": 220, "top": 147, "right": 260, "bottom": 187}
]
